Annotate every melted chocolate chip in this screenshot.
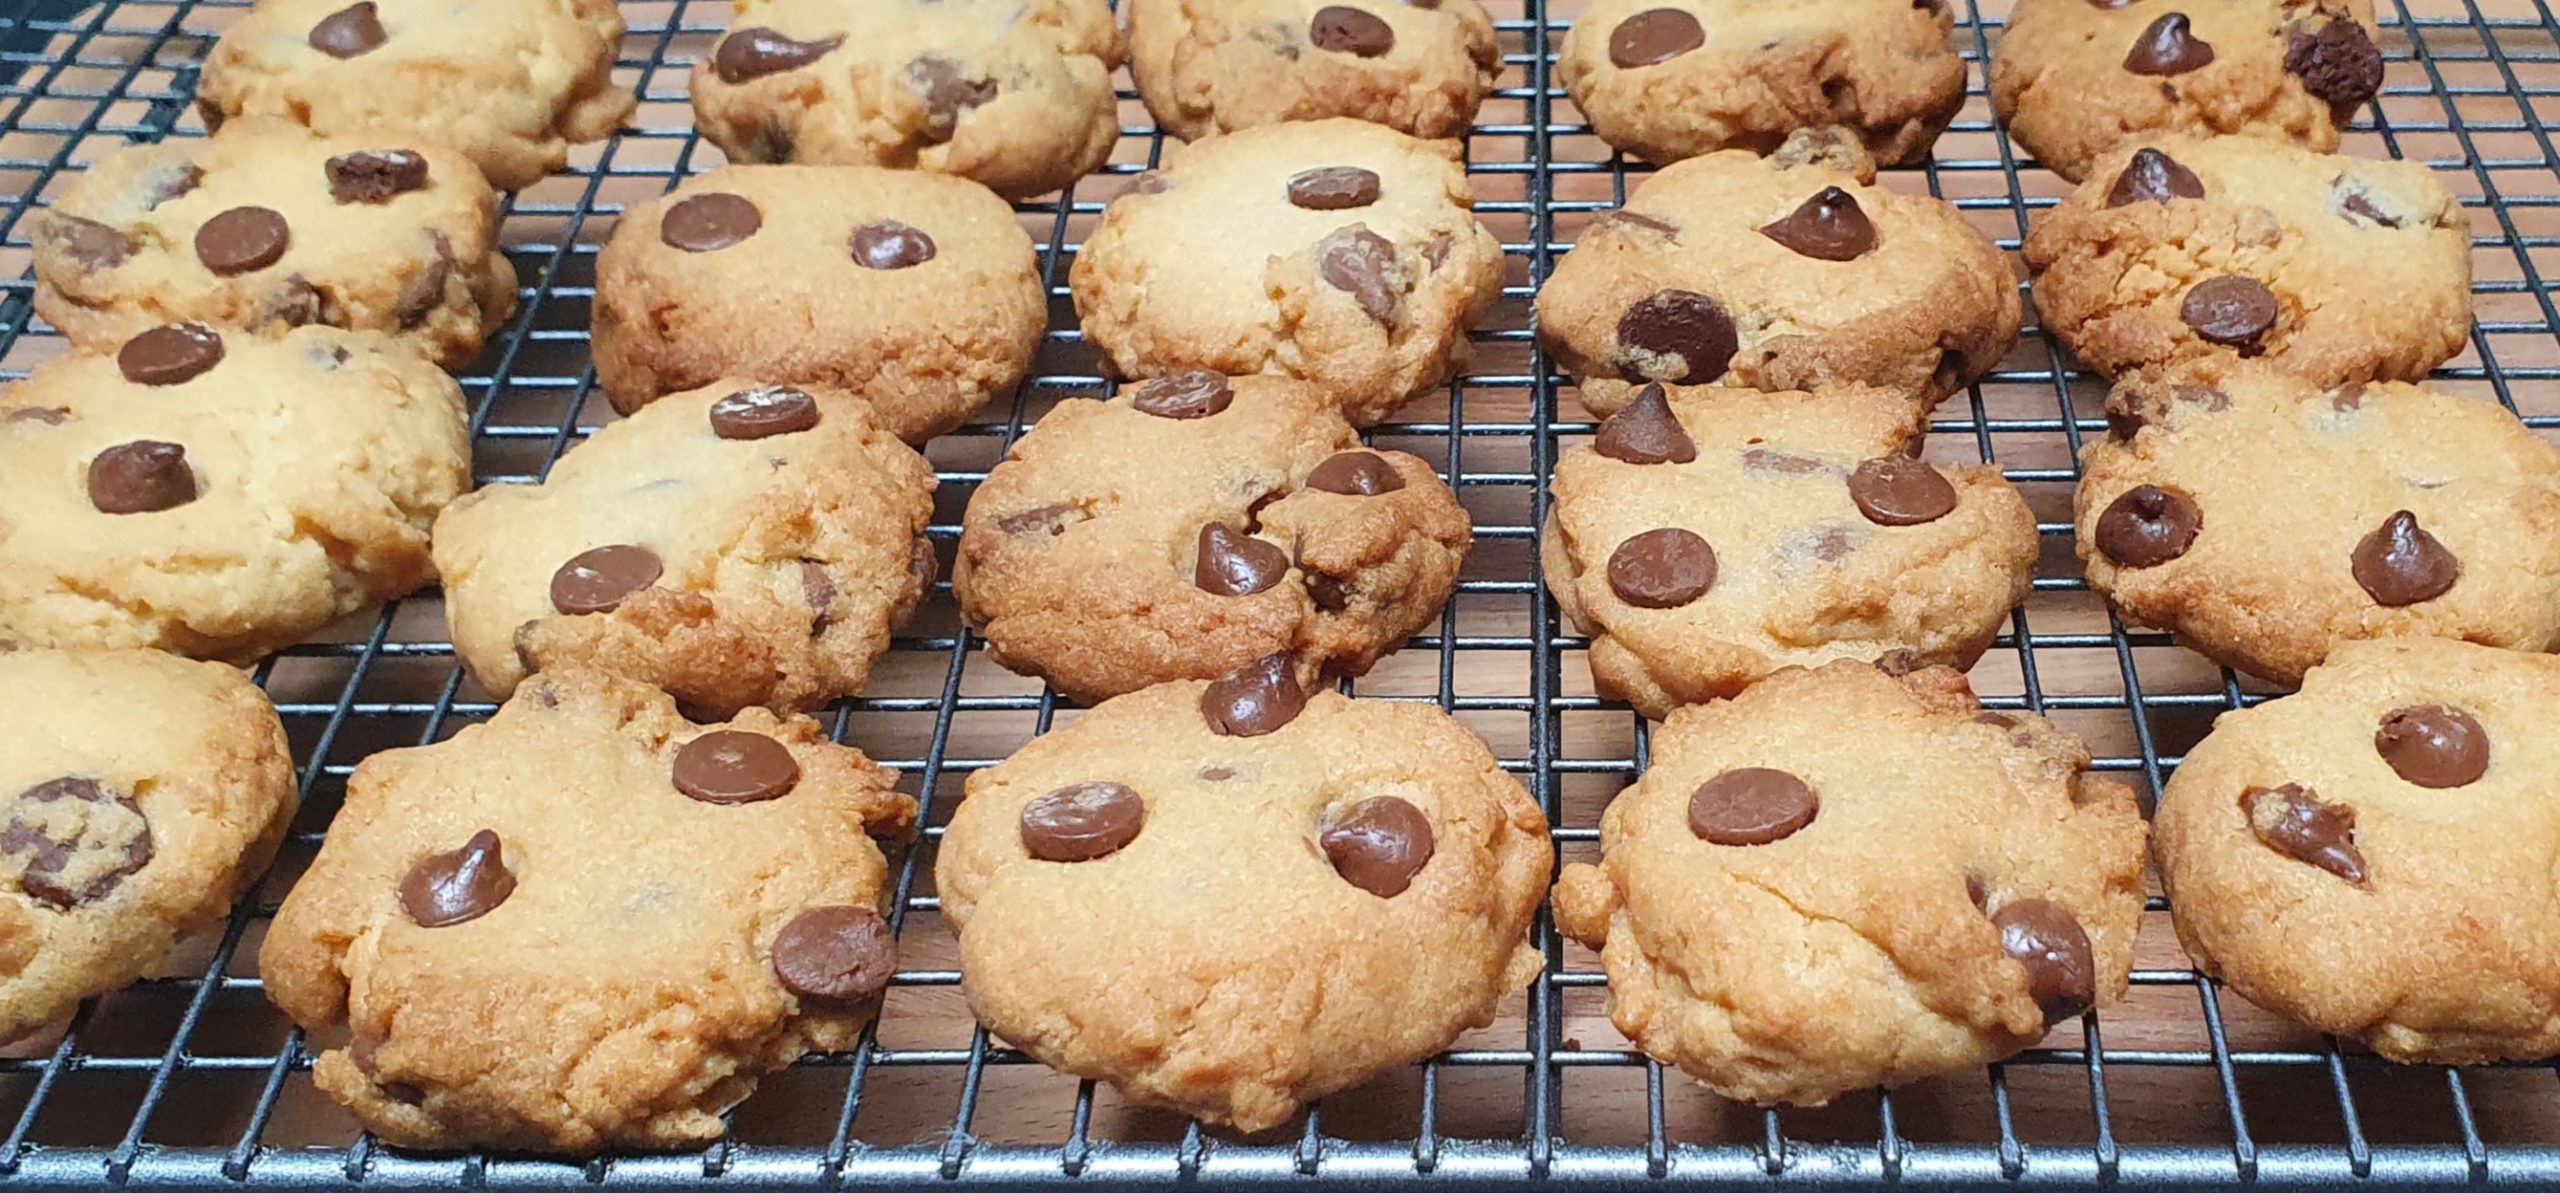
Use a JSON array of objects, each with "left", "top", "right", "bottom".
[
  {"left": 1020, "top": 782, "right": 1146, "bottom": 862},
  {"left": 2285, "top": 20, "right": 2383, "bottom": 110},
  {"left": 1617, "top": 290, "right": 1737, "bottom": 384},
  {"left": 1688, "top": 768, "right": 1818, "bottom": 845},
  {"left": 714, "top": 26, "right": 842, "bottom": 84},
  {"left": 2375, "top": 705, "right": 2488, "bottom": 788},
  {"left": 1321, "top": 797, "right": 1435, "bottom": 897},
  {"left": 144, "top": 162, "right": 202, "bottom": 210},
  {"left": 327, "top": 150, "right": 428, "bottom": 204},
  {"left": 1307, "top": 451, "right": 1404, "bottom": 495},
  {"left": 6, "top": 407, "right": 66, "bottom": 425},
  {"left": 308, "top": 1, "right": 386, "bottom": 58},
  {"left": 1289, "top": 167, "right": 1382, "bottom": 210},
  {"left": 2106, "top": 147, "right": 2205, "bottom": 207},
  {"left": 2, "top": 778, "right": 152, "bottom": 908},
  {"left": 801, "top": 559, "right": 835, "bottom": 627},
  {"left": 1317, "top": 226, "right": 1404, "bottom": 324},
  {"left": 1610, "top": 8, "right": 1705, "bottom": 67},
  {"left": 2351, "top": 510, "right": 2459, "bottom": 606},
  {"left": 2181, "top": 277, "right": 2278, "bottom": 349},
  {"left": 1307, "top": 571, "right": 1351, "bottom": 611},
  {"left": 772, "top": 905, "right": 895, "bottom": 1001},
  {"left": 117, "top": 323, "right": 223, "bottom": 386},
  {"left": 1196, "top": 524, "right": 1290, "bottom": 596},
  {"left": 673, "top": 732, "right": 801, "bottom": 804},
  {"left": 1131, "top": 371, "right": 1233, "bottom": 419},
  {"left": 2094, "top": 484, "right": 2201, "bottom": 568},
  {"left": 1847, "top": 457, "right": 1957, "bottom": 526},
  {"left": 46, "top": 214, "right": 134, "bottom": 272},
  {"left": 851, "top": 221, "right": 936, "bottom": 270},
  {"left": 1607, "top": 528, "right": 1716, "bottom": 608},
  {"left": 1309, "top": 5, "right": 1394, "bottom": 56},
  {"left": 1202, "top": 652, "right": 1306, "bottom": 736},
  {"left": 399, "top": 830, "right": 514, "bottom": 927},
  {"left": 1759, "top": 186, "right": 1878, "bottom": 261},
  {"left": 2123, "top": 13, "right": 2214, "bottom": 75},
  {"left": 709, "top": 386, "right": 820, "bottom": 440},
  {"left": 550, "top": 544, "right": 662, "bottom": 614},
  {"left": 661, "top": 192, "right": 761, "bottom": 253},
  {"left": 1993, "top": 899, "right": 2097, "bottom": 1025},
  {"left": 88, "top": 441, "right": 197, "bottom": 514},
  {"left": 2243, "top": 784, "right": 2366, "bottom": 886},
  {"left": 1595, "top": 384, "right": 1697, "bottom": 464},
  {"left": 1744, "top": 448, "right": 1823, "bottom": 474},
  {"left": 194, "top": 206, "right": 289, "bottom": 276},
  {"left": 908, "top": 56, "right": 996, "bottom": 142},
  {"left": 2338, "top": 189, "right": 2400, "bottom": 228},
  {"left": 395, "top": 232, "right": 453, "bottom": 328},
  {"left": 999, "top": 503, "right": 1089, "bottom": 536}
]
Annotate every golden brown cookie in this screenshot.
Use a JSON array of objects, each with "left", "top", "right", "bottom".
[{"left": 1125, "top": 0, "right": 1501, "bottom": 141}]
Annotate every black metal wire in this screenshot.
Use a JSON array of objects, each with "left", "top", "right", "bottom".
[{"left": 2, "top": 0, "right": 2559, "bottom": 1187}]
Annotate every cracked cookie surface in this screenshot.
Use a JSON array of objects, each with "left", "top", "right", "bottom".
[
  {"left": 196, "top": 0, "right": 634, "bottom": 191},
  {"left": 432, "top": 379, "right": 936, "bottom": 718},
  {"left": 1126, "top": 0, "right": 1501, "bottom": 141},
  {"left": 261, "top": 667, "right": 915, "bottom": 1154},
  {"left": 0, "top": 649, "right": 295, "bottom": 1043},
  {"left": 0, "top": 324, "right": 468, "bottom": 662},
  {"left": 1551, "top": 661, "right": 2148, "bottom": 1107},
  {"left": 690, "top": 0, "right": 1122, "bottom": 200},
  {"left": 1543, "top": 384, "right": 2037, "bottom": 721},
  {"left": 31, "top": 119, "right": 516, "bottom": 370},
  {"left": 937, "top": 674, "right": 1548, "bottom": 1131},
  {"left": 1068, "top": 118, "right": 1505, "bottom": 427},
  {"left": 2024, "top": 135, "right": 2469, "bottom": 385},
  {"left": 1537, "top": 132, "right": 2019, "bottom": 418},
  {"left": 1991, "top": 0, "right": 2383, "bottom": 182},
  {"left": 2074, "top": 362, "right": 2560, "bottom": 687},
  {"left": 2156, "top": 639, "right": 2560, "bottom": 1065},
  {"left": 956, "top": 373, "right": 1470, "bottom": 705},
  {"left": 592, "top": 164, "right": 1044, "bottom": 443}
]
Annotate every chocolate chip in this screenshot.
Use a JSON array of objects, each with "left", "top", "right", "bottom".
[
  {"left": 395, "top": 231, "right": 453, "bottom": 328},
  {"left": 800, "top": 559, "right": 835, "bottom": 627},
  {"left": 1607, "top": 528, "right": 1716, "bottom": 608},
  {"left": 1287, "top": 167, "right": 1382, "bottom": 210},
  {"left": 1687, "top": 768, "right": 1818, "bottom": 845},
  {"left": 2, "top": 778, "right": 152, "bottom": 908},
  {"left": 1609, "top": 8, "right": 1705, "bottom": 67},
  {"left": 308, "top": 1, "right": 386, "bottom": 57},
  {"left": 1309, "top": 5, "right": 1394, "bottom": 55},
  {"left": 117, "top": 323, "right": 223, "bottom": 386},
  {"left": 1847, "top": 457, "right": 1957, "bottom": 526},
  {"left": 2124, "top": 13, "right": 2214, "bottom": 75},
  {"left": 714, "top": 26, "right": 842, "bottom": 84},
  {"left": 1317, "top": 226, "right": 1404, "bottom": 324},
  {"left": 45, "top": 214, "right": 134, "bottom": 272},
  {"left": 1202, "top": 652, "right": 1306, "bottom": 736},
  {"left": 2094, "top": 484, "right": 2200, "bottom": 568},
  {"left": 6, "top": 407, "right": 66, "bottom": 425},
  {"left": 1993, "top": 899, "right": 2096, "bottom": 1025},
  {"left": 1131, "top": 371, "right": 1232, "bottom": 419},
  {"left": 399, "top": 830, "right": 514, "bottom": 927},
  {"left": 2286, "top": 20, "right": 2383, "bottom": 110},
  {"left": 2329, "top": 383, "right": 2367, "bottom": 412},
  {"left": 661, "top": 192, "right": 761, "bottom": 252},
  {"left": 1744, "top": 448, "right": 1822, "bottom": 474},
  {"left": 1019, "top": 782, "right": 1145, "bottom": 862},
  {"left": 550, "top": 544, "right": 662, "bottom": 614},
  {"left": 1424, "top": 231, "right": 1454, "bottom": 270},
  {"left": 2105, "top": 147, "right": 2204, "bottom": 207},
  {"left": 1308, "top": 571, "right": 1351, "bottom": 611},
  {"left": 2338, "top": 189, "right": 2400, "bottom": 228},
  {"left": 2243, "top": 784, "right": 2366, "bottom": 886},
  {"left": 710, "top": 386, "right": 820, "bottom": 440},
  {"left": 1307, "top": 451, "right": 1404, "bottom": 495},
  {"left": 2351, "top": 510, "right": 2458, "bottom": 606},
  {"left": 2180, "top": 277, "right": 2278, "bottom": 349},
  {"left": 2375, "top": 705, "right": 2488, "bottom": 788},
  {"left": 908, "top": 56, "right": 996, "bottom": 143},
  {"left": 1595, "top": 384, "right": 1697, "bottom": 464},
  {"left": 772, "top": 905, "right": 895, "bottom": 1001},
  {"left": 1758, "top": 186, "right": 1878, "bottom": 261},
  {"left": 851, "top": 221, "right": 936, "bottom": 270},
  {"left": 1196, "top": 524, "right": 1289, "bottom": 596},
  {"left": 325, "top": 149, "right": 429, "bottom": 204},
  {"left": 144, "top": 162, "right": 202, "bottom": 210},
  {"left": 1001, "top": 503, "right": 1090, "bottom": 538},
  {"left": 194, "top": 206, "right": 289, "bottom": 276},
  {"left": 88, "top": 441, "right": 196, "bottom": 514},
  {"left": 1319, "top": 797, "right": 1435, "bottom": 897},
  {"left": 2103, "top": 394, "right": 2146, "bottom": 442},
  {"left": 1616, "top": 290, "right": 1737, "bottom": 384},
  {"left": 672, "top": 731, "right": 801, "bottom": 804}
]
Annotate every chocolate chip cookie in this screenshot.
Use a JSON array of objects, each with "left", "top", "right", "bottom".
[
  {"left": 936, "top": 666, "right": 1548, "bottom": 1131},
  {"left": 0, "top": 324, "right": 469, "bottom": 662},
  {"left": 1991, "top": 0, "right": 2384, "bottom": 182},
  {"left": 690, "top": 0, "right": 1122, "bottom": 200},
  {"left": 261, "top": 667, "right": 916, "bottom": 1153},
  {"left": 1551, "top": 661, "right": 2148, "bottom": 1107},
  {"left": 432, "top": 380, "right": 936, "bottom": 718},
  {"left": 592, "top": 164, "right": 1045, "bottom": 443},
  {"left": 0, "top": 648, "right": 295, "bottom": 1043},
  {"left": 1125, "top": 0, "right": 1501, "bottom": 141},
  {"left": 1543, "top": 383, "right": 2038, "bottom": 720},
  {"left": 2155, "top": 637, "right": 2560, "bottom": 1064},
  {"left": 1537, "top": 130, "right": 2020, "bottom": 418},
  {"left": 1068, "top": 118, "right": 1506, "bottom": 427},
  {"left": 196, "top": 0, "right": 634, "bottom": 191},
  {"left": 1556, "top": 0, "right": 1967, "bottom": 167},
  {"left": 31, "top": 119, "right": 516, "bottom": 370},
  {"left": 955, "top": 373, "right": 1471, "bottom": 705},
  {"left": 2076, "top": 362, "right": 2560, "bottom": 687},
  {"left": 2024, "top": 136, "right": 2470, "bottom": 386}
]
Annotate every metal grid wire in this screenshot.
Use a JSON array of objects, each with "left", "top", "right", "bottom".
[{"left": 2, "top": 0, "right": 2560, "bottom": 1186}]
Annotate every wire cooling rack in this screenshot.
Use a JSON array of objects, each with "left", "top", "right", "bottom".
[{"left": 3, "top": 0, "right": 2560, "bottom": 1187}]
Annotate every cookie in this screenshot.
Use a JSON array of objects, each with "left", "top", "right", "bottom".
[
  {"left": 1124, "top": 0, "right": 1501, "bottom": 141},
  {"left": 935, "top": 667, "right": 1548, "bottom": 1131},
  {"left": 2075, "top": 362, "right": 2560, "bottom": 687},
  {"left": 955, "top": 373, "right": 1471, "bottom": 705},
  {"left": 1543, "top": 384, "right": 2038, "bottom": 721},
  {"left": 1990, "top": 0, "right": 2384, "bottom": 183},
  {"left": 0, "top": 324, "right": 469, "bottom": 662},
  {"left": 592, "top": 164, "right": 1045, "bottom": 443},
  {"left": 431, "top": 380, "right": 936, "bottom": 718},
  {"left": 260, "top": 667, "right": 916, "bottom": 1153},
  {"left": 1536, "top": 130, "right": 2020, "bottom": 418},
  {"left": 0, "top": 649, "right": 296, "bottom": 1043},
  {"left": 690, "top": 0, "right": 1122, "bottom": 200},
  {"left": 196, "top": 0, "right": 634, "bottom": 192},
  {"left": 1555, "top": 0, "right": 1966, "bottom": 167},
  {"left": 31, "top": 119, "right": 516, "bottom": 370},
  {"left": 1068, "top": 118, "right": 1506, "bottom": 427},
  {"left": 1551, "top": 661, "right": 2148, "bottom": 1107},
  {"left": 2155, "top": 639, "right": 2560, "bottom": 1064}
]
